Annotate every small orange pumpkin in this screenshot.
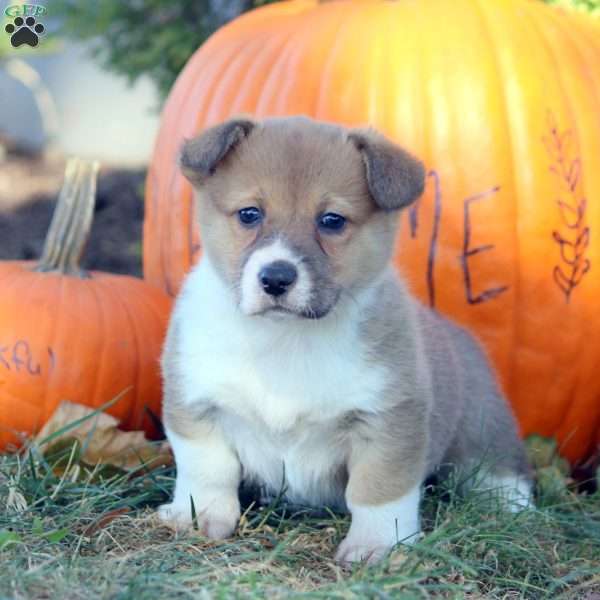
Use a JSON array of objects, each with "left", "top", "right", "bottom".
[
  {"left": 0, "top": 159, "right": 171, "bottom": 449},
  {"left": 143, "top": 0, "right": 600, "bottom": 463}
]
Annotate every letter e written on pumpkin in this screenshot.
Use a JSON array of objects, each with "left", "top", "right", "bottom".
[{"left": 460, "top": 187, "right": 508, "bottom": 304}]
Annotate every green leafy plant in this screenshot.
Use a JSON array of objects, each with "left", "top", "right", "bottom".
[
  {"left": 543, "top": 0, "right": 600, "bottom": 16},
  {"left": 52, "top": 0, "right": 278, "bottom": 99}
]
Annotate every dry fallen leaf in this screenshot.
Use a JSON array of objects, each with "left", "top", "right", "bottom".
[
  {"left": 83, "top": 507, "right": 132, "bottom": 536},
  {"left": 34, "top": 401, "right": 172, "bottom": 472}
]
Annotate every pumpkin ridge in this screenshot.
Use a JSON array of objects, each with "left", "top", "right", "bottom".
[
  {"left": 86, "top": 273, "right": 109, "bottom": 415},
  {"left": 365, "top": 4, "right": 387, "bottom": 123},
  {"left": 121, "top": 278, "right": 162, "bottom": 430},
  {"left": 278, "top": 3, "right": 347, "bottom": 116},
  {"left": 314, "top": 3, "right": 362, "bottom": 118},
  {"left": 42, "top": 270, "right": 64, "bottom": 426},
  {"left": 556, "top": 16, "right": 600, "bottom": 457},
  {"left": 466, "top": 0, "right": 522, "bottom": 402},
  {"left": 117, "top": 278, "right": 167, "bottom": 429},
  {"left": 285, "top": 5, "right": 341, "bottom": 117},
  {"left": 95, "top": 276, "right": 142, "bottom": 430},
  {"left": 537, "top": 7, "right": 600, "bottom": 461},
  {"left": 379, "top": 3, "right": 399, "bottom": 137},
  {"left": 513, "top": 10, "right": 570, "bottom": 436},
  {"left": 255, "top": 25, "right": 311, "bottom": 114},
  {"left": 1, "top": 266, "right": 56, "bottom": 431},
  {"left": 108, "top": 275, "right": 168, "bottom": 431},
  {"left": 521, "top": 2, "right": 591, "bottom": 443},
  {"left": 256, "top": 22, "right": 313, "bottom": 114},
  {"left": 544, "top": 4, "right": 600, "bottom": 185},
  {"left": 128, "top": 277, "right": 172, "bottom": 333},
  {"left": 213, "top": 29, "right": 288, "bottom": 117}
]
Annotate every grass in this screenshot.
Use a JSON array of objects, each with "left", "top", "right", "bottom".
[{"left": 1, "top": 439, "right": 600, "bottom": 599}]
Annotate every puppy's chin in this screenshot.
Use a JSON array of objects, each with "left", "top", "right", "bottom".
[
  {"left": 241, "top": 300, "right": 337, "bottom": 321},
  {"left": 260, "top": 306, "right": 301, "bottom": 321}
]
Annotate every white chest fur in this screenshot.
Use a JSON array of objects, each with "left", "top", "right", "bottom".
[
  {"left": 171, "top": 258, "right": 389, "bottom": 505},
  {"left": 219, "top": 411, "right": 349, "bottom": 507}
]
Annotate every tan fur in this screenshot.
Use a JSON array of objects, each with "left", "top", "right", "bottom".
[
  {"left": 346, "top": 401, "right": 429, "bottom": 506},
  {"left": 189, "top": 117, "right": 401, "bottom": 305}
]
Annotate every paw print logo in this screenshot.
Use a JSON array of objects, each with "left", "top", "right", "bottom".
[{"left": 5, "top": 16, "right": 45, "bottom": 48}]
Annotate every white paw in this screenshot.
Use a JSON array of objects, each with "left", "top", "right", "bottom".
[
  {"left": 335, "top": 525, "right": 420, "bottom": 566},
  {"left": 335, "top": 536, "right": 394, "bottom": 565},
  {"left": 157, "top": 493, "right": 240, "bottom": 539},
  {"left": 157, "top": 501, "right": 195, "bottom": 531},
  {"left": 336, "top": 486, "right": 421, "bottom": 566},
  {"left": 475, "top": 474, "right": 533, "bottom": 513}
]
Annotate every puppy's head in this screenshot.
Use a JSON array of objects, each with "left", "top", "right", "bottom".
[{"left": 181, "top": 116, "right": 424, "bottom": 320}]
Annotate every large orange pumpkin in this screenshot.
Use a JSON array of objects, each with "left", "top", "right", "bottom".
[
  {"left": 0, "top": 159, "right": 171, "bottom": 450},
  {"left": 143, "top": 0, "right": 600, "bottom": 463}
]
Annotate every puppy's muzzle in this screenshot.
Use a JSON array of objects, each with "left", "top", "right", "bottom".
[{"left": 259, "top": 260, "right": 297, "bottom": 297}]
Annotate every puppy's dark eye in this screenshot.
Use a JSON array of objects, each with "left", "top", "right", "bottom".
[
  {"left": 317, "top": 212, "right": 346, "bottom": 233},
  {"left": 238, "top": 207, "right": 263, "bottom": 227}
]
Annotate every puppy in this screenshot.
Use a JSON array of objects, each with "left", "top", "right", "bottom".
[{"left": 158, "top": 116, "right": 532, "bottom": 564}]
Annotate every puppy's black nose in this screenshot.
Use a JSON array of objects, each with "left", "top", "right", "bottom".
[{"left": 259, "top": 261, "right": 297, "bottom": 296}]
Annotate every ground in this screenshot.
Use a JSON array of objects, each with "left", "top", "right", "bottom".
[
  {"left": 1, "top": 445, "right": 600, "bottom": 599},
  {"left": 1, "top": 148, "right": 600, "bottom": 599}
]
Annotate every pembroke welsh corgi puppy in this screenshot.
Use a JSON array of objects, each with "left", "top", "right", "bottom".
[{"left": 157, "top": 116, "right": 532, "bottom": 564}]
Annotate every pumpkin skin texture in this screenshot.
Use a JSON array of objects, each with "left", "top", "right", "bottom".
[
  {"left": 143, "top": 0, "right": 600, "bottom": 463},
  {"left": 0, "top": 160, "right": 171, "bottom": 450}
]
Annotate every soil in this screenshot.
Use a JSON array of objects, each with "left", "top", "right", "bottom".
[{"left": 0, "top": 142, "right": 145, "bottom": 277}]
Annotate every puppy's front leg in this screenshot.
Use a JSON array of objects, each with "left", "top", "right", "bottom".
[
  {"left": 158, "top": 419, "right": 241, "bottom": 540},
  {"left": 336, "top": 429, "right": 426, "bottom": 565}
]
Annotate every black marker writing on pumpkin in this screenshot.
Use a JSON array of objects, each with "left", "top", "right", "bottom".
[
  {"left": 0, "top": 346, "right": 10, "bottom": 370},
  {"left": 11, "top": 343, "right": 25, "bottom": 372},
  {"left": 12, "top": 340, "right": 41, "bottom": 376},
  {"left": 426, "top": 170, "right": 442, "bottom": 309},
  {"left": 47, "top": 347, "right": 56, "bottom": 372},
  {"left": 460, "top": 187, "right": 508, "bottom": 304},
  {"left": 543, "top": 110, "right": 590, "bottom": 302},
  {"left": 406, "top": 170, "right": 442, "bottom": 308},
  {"left": 0, "top": 340, "right": 50, "bottom": 376},
  {"left": 26, "top": 343, "right": 42, "bottom": 375}
]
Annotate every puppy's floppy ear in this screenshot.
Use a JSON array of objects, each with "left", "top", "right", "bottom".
[
  {"left": 180, "top": 118, "right": 255, "bottom": 183},
  {"left": 348, "top": 129, "right": 425, "bottom": 211}
]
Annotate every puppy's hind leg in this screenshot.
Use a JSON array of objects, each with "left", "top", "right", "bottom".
[
  {"left": 472, "top": 470, "right": 533, "bottom": 513},
  {"left": 446, "top": 406, "right": 534, "bottom": 513},
  {"left": 446, "top": 331, "right": 533, "bottom": 512}
]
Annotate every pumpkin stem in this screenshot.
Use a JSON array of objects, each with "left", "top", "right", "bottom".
[{"left": 36, "top": 158, "right": 100, "bottom": 277}]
